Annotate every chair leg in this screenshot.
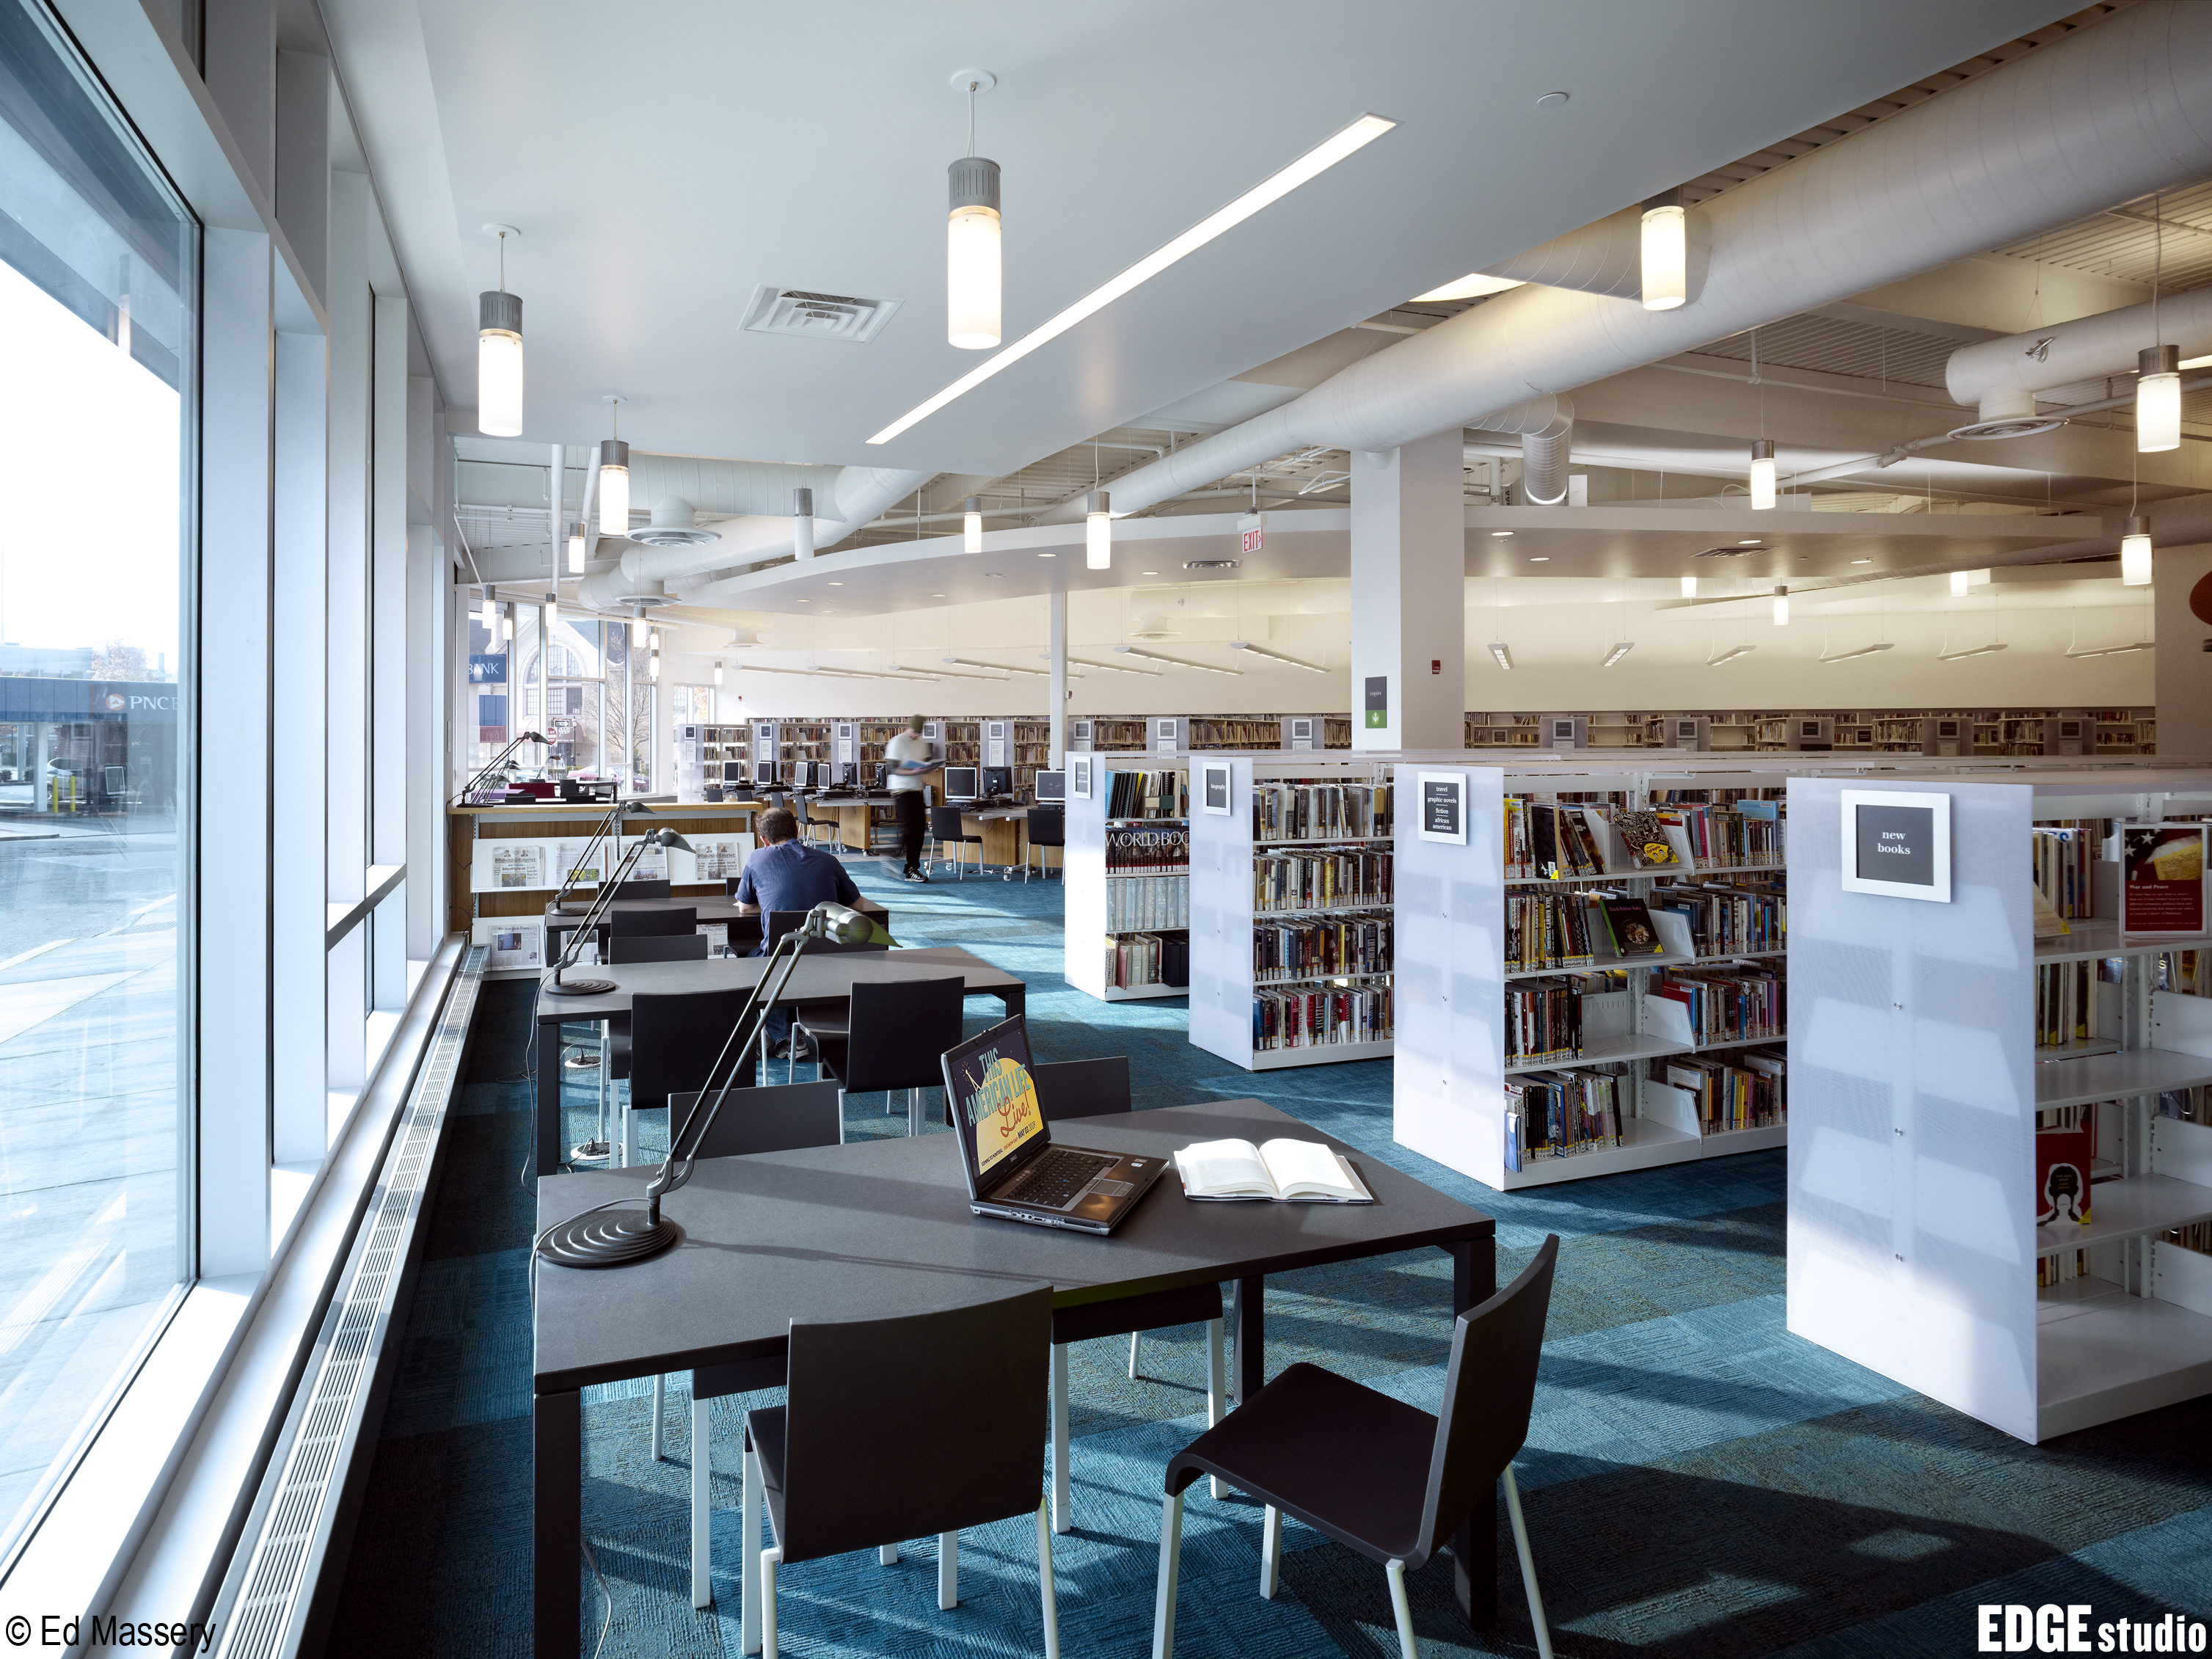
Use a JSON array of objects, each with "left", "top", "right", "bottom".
[
  {"left": 1260, "top": 1504, "right": 1282, "bottom": 1600},
  {"left": 1503, "top": 1463, "right": 1555, "bottom": 1659},
  {"left": 908, "top": 1087, "right": 921, "bottom": 1137},
  {"left": 1036, "top": 1500, "right": 1060, "bottom": 1659},
  {"left": 1128, "top": 1331, "right": 1142, "bottom": 1380},
  {"left": 1205, "top": 1318, "right": 1225, "bottom": 1500},
  {"left": 761, "top": 1546, "right": 782, "bottom": 1659},
  {"left": 880, "top": 1542, "right": 899, "bottom": 1565},
  {"left": 938, "top": 1531, "right": 958, "bottom": 1610},
  {"left": 1151, "top": 1490, "right": 1183, "bottom": 1659},
  {"left": 1384, "top": 1559, "right": 1418, "bottom": 1659},
  {"left": 1050, "top": 1343, "right": 1071, "bottom": 1534},
  {"left": 651, "top": 1374, "right": 665, "bottom": 1459},
  {"left": 740, "top": 1434, "right": 762, "bottom": 1646},
  {"left": 836, "top": 1090, "right": 846, "bottom": 1145},
  {"left": 697, "top": 1396, "right": 716, "bottom": 1614}
]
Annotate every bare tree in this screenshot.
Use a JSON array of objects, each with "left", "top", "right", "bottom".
[{"left": 89, "top": 639, "right": 149, "bottom": 680}]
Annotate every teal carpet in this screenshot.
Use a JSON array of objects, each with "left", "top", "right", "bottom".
[{"left": 329, "top": 861, "right": 2212, "bottom": 1657}]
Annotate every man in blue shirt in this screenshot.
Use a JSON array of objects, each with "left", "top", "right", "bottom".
[{"left": 734, "top": 806, "right": 862, "bottom": 1058}]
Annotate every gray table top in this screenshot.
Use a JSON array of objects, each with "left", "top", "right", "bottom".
[
  {"left": 531, "top": 1096, "right": 1494, "bottom": 1393},
  {"left": 532, "top": 944, "right": 1020, "bottom": 1024},
  {"left": 541, "top": 894, "right": 890, "bottom": 925}
]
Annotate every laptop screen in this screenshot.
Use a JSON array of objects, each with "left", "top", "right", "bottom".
[{"left": 943, "top": 1015, "right": 1046, "bottom": 1182}]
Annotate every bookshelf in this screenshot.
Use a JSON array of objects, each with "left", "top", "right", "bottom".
[
  {"left": 1394, "top": 761, "right": 1792, "bottom": 1190},
  {"left": 1786, "top": 769, "right": 2212, "bottom": 1443},
  {"left": 1064, "top": 763, "right": 1192, "bottom": 1002},
  {"left": 1189, "top": 756, "right": 1396, "bottom": 1071}
]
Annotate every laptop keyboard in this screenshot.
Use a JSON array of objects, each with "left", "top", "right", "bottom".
[{"left": 999, "top": 1148, "right": 1116, "bottom": 1209}]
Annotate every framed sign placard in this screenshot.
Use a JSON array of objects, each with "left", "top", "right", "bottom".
[
  {"left": 1417, "top": 771, "right": 1467, "bottom": 845},
  {"left": 1200, "top": 761, "right": 1233, "bottom": 816},
  {"left": 2120, "top": 823, "right": 2206, "bottom": 935},
  {"left": 1839, "top": 788, "right": 1951, "bottom": 903},
  {"left": 1069, "top": 754, "right": 1093, "bottom": 800}
]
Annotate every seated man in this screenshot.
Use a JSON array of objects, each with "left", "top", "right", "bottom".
[{"left": 733, "top": 806, "right": 862, "bottom": 1059}]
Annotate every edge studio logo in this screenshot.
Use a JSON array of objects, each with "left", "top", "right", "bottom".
[{"left": 1979, "top": 1606, "right": 2208, "bottom": 1653}]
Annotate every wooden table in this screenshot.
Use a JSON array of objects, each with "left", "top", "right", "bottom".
[
  {"left": 531, "top": 945, "right": 1025, "bottom": 1175},
  {"left": 530, "top": 1096, "right": 1498, "bottom": 1656}
]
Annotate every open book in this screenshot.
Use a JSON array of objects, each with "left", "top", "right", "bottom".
[{"left": 1173, "top": 1137, "right": 1375, "bottom": 1203}]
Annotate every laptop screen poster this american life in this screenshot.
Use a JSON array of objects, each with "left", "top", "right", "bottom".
[{"left": 950, "top": 1039, "right": 1045, "bottom": 1178}]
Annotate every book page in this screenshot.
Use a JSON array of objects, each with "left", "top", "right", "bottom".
[
  {"left": 1258, "top": 1138, "right": 1366, "bottom": 1201},
  {"left": 1175, "top": 1139, "right": 1277, "bottom": 1199}
]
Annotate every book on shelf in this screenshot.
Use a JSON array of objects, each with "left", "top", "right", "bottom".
[
  {"left": 1253, "top": 847, "right": 1393, "bottom": 911},
  {"left": 2032, "top": 821, "right": 2101, "bottom": 919},
  {"left": 1506, "top": 891, "right": 1599, "bottom": 971},
  {"left": 1650, "top": 1048, "right": 1786, "bottom": 1134},
  {"left": 1106, "top": 930, "right": 1187, "bottom": 989},
  {"left": 2034, "top": 959, "right": 2109, "bottom": 1047},
  {"left": 1503, "top": 1070, "right": 1622, "bottom": 1168},
  {"left": 1648, "top": 881, "right": 1784, "bottom": 957},
  {"left": 1106, "top": 769, "right": 1189, "bottom": 819},
  {"left": 1505, "top": 975, "right": 1584, "bottom": 1065},
  {"left": 1646, "top": 966, "right": 1784, "bottom": 1046},
  {"left": 1599, "top": 894, "right": 1664, "bottom": 957},
  {"left": 2034, "top": 1102, "right": 2095, "bottom": 1226},
  {"left": 1253, "top": 982, "right": 1392, "bottom": 1051},
  {"left": 1253, "top": 912, "right": 1392, "bottom": 982},
  {"left": 1106, "top": 875, "right": 1189, "bottom": 931},
  {"left": 1173, "top": 1137, "right": 1373, "bottom": 1203},
  {"left": 1252, "top": 781, "right": 1392, "bottom": 842},
  {"left": 1106, "top": 825, "right": 1189, "bottom": 874}
]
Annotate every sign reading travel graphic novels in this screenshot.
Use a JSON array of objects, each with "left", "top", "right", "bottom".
[
  {"left": 2120, "top": 823, "right": 2206, "bottom": 935},
  {"left": 1417, "top": 772, "right": 1466, "bottom": 845},
  {"left": 1200, "top": 762, "right": 1233, "bottom": 815},
  {"left": 1839, "top": 789, "right": 1951, "bottom": 903},
  {"left": 1070, "top": 754, "right": 1092, "bottom": 800},
  {"left": 1364, "top": 675, "right": 1388, "bottom": 730}
]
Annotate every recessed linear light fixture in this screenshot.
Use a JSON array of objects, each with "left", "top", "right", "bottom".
[
  {"left": 1490, "top": 530, "right": 1514, "bottom": 539},
  {"left": 1412, "top": 271, "right": 1523, "bottom": 302},
  {"left": 945, "top": 655, "right": 1045, "bottom": 676},
  {"left": 1600, "top": 641, "right": 1634, "bottom": 668},
  {"left": 1230, "top": 641, "right": 1328, "bottom": 674},
  {"left": 1707, "top": 644, "right": 1756, "bottom": 666},
  {"left": 896, "top": 661, "right": 999, "bottom": 680},
  {"left": 1114, "top": 645, "right": 1241, "bottom": 675},
  {"left": 1820, "top": 642, "right": 1894, "bottom": 663},
  {"left": 868, "top": 114, "right": 1397, "bottom": 444},
  {"left": 1939, "top": 643, "right": 2008, "bottom": 661},
  {"left": 2065, "top": 641, "right": 2156, "bottom": 658},
  {"left": 1486, "top": 642, "right": 1513, "bottom": 670},
  {"left": 1067, "top": 654, "right": 1162, "bottom": 677}
]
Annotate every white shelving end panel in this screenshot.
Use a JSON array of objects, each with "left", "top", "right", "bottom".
[{"left": 1187, "top": 757, "right": 1255, "bottom": 1067}]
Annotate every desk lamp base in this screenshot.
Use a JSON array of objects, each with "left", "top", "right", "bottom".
[
  {"left": 543, "top": 975, "right": 618, "bottom": 996},
  {"left": 538, "top": 1207, "right": 682, "bottom": 1268}
]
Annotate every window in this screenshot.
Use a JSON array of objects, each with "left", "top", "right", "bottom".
[{"left": 0, "top": 0, "right": 194, "bottom": 1569}]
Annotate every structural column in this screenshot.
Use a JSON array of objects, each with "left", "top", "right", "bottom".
[
  {"left": 1348, "top": 431, "right": 1464, "bottom": 751},
  {"left": 1048, "top": 588, "right": 1067, "bottom": 766}
]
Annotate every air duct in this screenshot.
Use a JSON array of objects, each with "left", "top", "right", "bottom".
[
  {"left": 1516, "top": 397, "right": 1574, "bottom": 506},
  {"left": 1073, "top": 0, "right": 2212, "bottom": 519},
  {"left": 1943, "top": 287, "right": 2212, "bottom": 433}
]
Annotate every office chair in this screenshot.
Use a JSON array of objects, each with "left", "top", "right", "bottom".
[
  {"left": 799, "top": 975, "right": 964, "bottom": 1135},
  {"left": 1152, "top": 1236, "right": 1563, "bottom": 1659},
  {"left": 927, "top": 804, "right": 983, "bottom": 879},
  {"left": 609, "top": 933, "right": 709, "bottom": 964},
  {"left": 1027, "top": 1056, "right": 1224, "bottom": 1533},
  {"left": 736, "top": 1285, "right": 1059, "bottom": 1658},
  {"left": 610, "top": 905, "right": 696, "bottom": 938},
  {"left": 797, "top": 792, "right": 842, "bottom": 850},
  {"left": 1023, "top": 804, "right": 1064, "bottom": 882},
  {"left": 613, "top": 878, "right": 674, "bottom": 900}
]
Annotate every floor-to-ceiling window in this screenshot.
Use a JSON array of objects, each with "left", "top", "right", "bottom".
[{"left": 0, "top": 0, "right": 193, "bottom": 1568}]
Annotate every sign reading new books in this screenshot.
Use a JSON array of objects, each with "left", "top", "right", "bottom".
[
  {"left": 1417, "top": 772, "right": 1466, "bottom": 845},
  {"left": 2120, "top": 823, "right": 2207, "bottom": 935},
  {"left": 1839, "top": 788, "right": 1951, "bottom": 903}
]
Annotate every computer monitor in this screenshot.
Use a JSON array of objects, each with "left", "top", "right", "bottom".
[
  {"left": 871, "top": 762, "right": 888, "bottom": 790},
  {"left": 943, "top": 765, "right": 979, "bottom": 803},
  {"left": 1033, "top": 770, "right": 1065, "bottom": 803},
  {"left": 753, "top": 759, "right": 779, "bottom": 785},
  {"left": 982, "top": 767, "right": 1012, "bottom": 798},
  {"left": 721, "top": 760, "right": 746, "bottom": 783}
]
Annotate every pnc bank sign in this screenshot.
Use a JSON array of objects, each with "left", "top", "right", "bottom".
[{"left": 103, "top": 690, "right": 179, "bottom": 715}]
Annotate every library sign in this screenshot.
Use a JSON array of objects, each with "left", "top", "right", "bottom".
[{"left": 1839, "top": 788, "right": 1952, "bottom": 903}]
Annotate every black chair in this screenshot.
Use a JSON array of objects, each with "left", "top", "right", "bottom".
[
  {"left": 1026, "top": 1056, "right": 1222, "bottom": 1533},
  {"left": 1150, "top": 1235, "right": 1562, "bottom": 1659},
  {"left": 737, "top": 1285, "right": 1059, "bottom": 1655},
  {"left": 614, "top": 878, "right": 673, "bottom": 900},
  {"left": 800, "top": 976, "right": 965, "bottom": 1136},
  {"left": 610, "top": 933, "right": 709, "bottom": 964},
  {"left": 610, "top": 904, "right": 697, "bottom": 938},
  {"left": 928, "top": 804, "right": 983, "bottom": 879},
  {"left": 625, "top": 987, "right": 751, "bottom": 1165},
  {"left": 797, "top": 792, "right": 842, "bottom": 850},
  {"left": 1023, "top": 804, "right": 1064, "bottom": 883}
]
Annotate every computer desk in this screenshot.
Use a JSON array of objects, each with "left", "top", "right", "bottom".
[
  {"left": 530, "top": 946, "right": 1023, "bottom": 1176},
  {"left": 530, "top": 1095, "right": 1499, "bottom": 1655}
]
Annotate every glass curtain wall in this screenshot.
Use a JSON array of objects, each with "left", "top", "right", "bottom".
[{"left": 0, "top": 0, "right": 193, "bottom": 1566}]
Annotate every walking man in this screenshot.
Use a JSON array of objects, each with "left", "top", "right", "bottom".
[{"left": 885, "top": 713, "right": 938, "bottom": 883}]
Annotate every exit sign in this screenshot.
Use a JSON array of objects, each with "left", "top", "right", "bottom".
[{"left": 1238, "top": 512, "right": 1263, "bottom": 555}]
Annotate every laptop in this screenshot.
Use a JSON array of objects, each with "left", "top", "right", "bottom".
[{"left": 941, "top": 1015, "right": 1166, "bottom": 1234}]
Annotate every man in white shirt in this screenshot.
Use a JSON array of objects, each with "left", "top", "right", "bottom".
[{"left": 884, "top": 714, "right": 938, "bottom": 883}]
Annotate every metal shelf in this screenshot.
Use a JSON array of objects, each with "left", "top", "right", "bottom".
[{"left": 2033, "top": 1047, "right": 2212, "bottom": 1110}]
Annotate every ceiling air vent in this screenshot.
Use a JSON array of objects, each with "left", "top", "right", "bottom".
[
  {"left": 1183, "top": 559, "right": 1240, "bottom": 570},
  {"left": 1693, "top": 544, "right": 1759, "bottom": 558},
  {"left": 740, "top": 284, "right": 902, "bottom": 344}
]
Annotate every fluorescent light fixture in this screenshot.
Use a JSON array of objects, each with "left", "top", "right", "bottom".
[
  {"left": 2122, "top": 515, "right": 2153, "bottom": 586},
  {"left": 1412, "top": 271, "right": 1523, "bottom": 302},
  {"left": 1114, "top": 645, "right": 1241, "bottom": 676},
  {"left": 869, "top": 114, "right": 1396, "bottom": 444},
  {"left": 1490, "top": 530, "right": 1514, "bottom": 538},
  {"left": 963, "top": 495, "right": 983, "bottom": 553},
  {"left": 1950, "top": 570, "right": 1971, "bottom": 596},
  {"left": 1230, "top": 641, "right": 1327, "bottom": 673},
  {"left": 1938, "top": 643, "right": 2008, "bottom": 660},
  {"left": 1749, "top": 439, "right": 1775, "bottom": 511},
  {"left": 1772, "top": 585, "right": 1789, "bottom": 627},
  {"left": 2137, "top": 344, "right": 2180, "bottom": 453},
  {"left": 1600, "top": 641, "right": 1635, "bottom": 667},
  {"left": 1640, "top": 194, "right": 1686, "bottom": 310},
  {"left": 944, "top": 655, "right": 1045, "bottom": 676},
  {"left": 896, "top": 661, "right": 998, "bottom": 679},
  {"left": 1679, "top": 575, "right": 1698, "bottom": 598},
  {"left": 2066, "top": 641, "right": 2156, "bottom": 657},
  {"left": 1086, "top": 491, "right": 1112, "bottom": 569},
  {"left": 1486, "top": 642, "right": 1513, "bottom": 670},
  {"left": 1820, "top": 643, "right": 1894, "bottom": 663},
  {"left": 1069, "top": 655, "right": 1162, "bottom": 677},
  {"left": 566, "top": 522, "right": 585, "bottom": 573},
  {"left": 2181, "top": 352, "right": 2211, "bottom": 371},
  {"left": 1707, "top": 643, "right": 1755, "bottom": 666}
]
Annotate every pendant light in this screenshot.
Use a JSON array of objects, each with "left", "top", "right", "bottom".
[
  {"left": 629, "top": 606, "right": 647, "bottom": 646},
  {"left": 2122, "top": 516, "right": 2153, "bottom": 586},
  {"left": 566, "top": 521, "right": 586, "bottom": 574},
  {"left": 477, "top": 226, "right": 524, "bottom": 437},
  {"left": 1950, "top": 569, "right": 1971, "bottom": 597},
  {"left": 1771, "top": 585, "right": 1789, "bottom": 626},
  {"left": 792, "top": 487, "right": 815, "bottom": 561},
  {"left": 544, "top": 591, "right": 558, "bottom": 635},
  {"left": 1749, "top": 439, "right": 1776, "bottom": 511},
  {"left": 2137, "top": 345, "right": 2181, "bottom": 453},
  {"left": 1680, "top": 575, "right": 1698, "bottom": 598},
  {"left": 713, "top": 659, "right": 723, "bottom": 687},
  {"left": 963, "top": 496, "right": 983, "bottom": 553},
  {"left": 1639, "top": 190, "right": 1686, "bottom": 311},
  {"left": 1085, "top": 490, "right": 1112, "bottom": 570},
  {"left": 599, "top": 396, "right": 629, "bottom": 541},
  {"left": 946, "top": 72, "right": 1001, "bottom": 349}
]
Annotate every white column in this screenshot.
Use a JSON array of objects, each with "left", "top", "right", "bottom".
[
  {"left": 1348, "top": 431, "right": 1464, "bottom": 751},
  {"left": 2153, "top": 542, "right": 2212, "bottom": 761},
  {"left": 1048, "top": 589, "right": 1067, "bottom": 767}
]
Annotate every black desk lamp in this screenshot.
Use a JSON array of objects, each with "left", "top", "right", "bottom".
[
  {"left": 451, "top": 730, "right": 550, "bottom": 806},
  {"left": 536, "top": 900, "right": 879, "bottom": 1268},
  {"left": 548, "top": 798, "right": 657, "bottom": 918},
  {"left": 541, "top": 826, "right": 694, "bottom": 999}
]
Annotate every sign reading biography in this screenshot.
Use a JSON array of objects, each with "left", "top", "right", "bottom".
[
  {"left": 2120, "top": 823, "right": 2206, "bottom": 935},
  {"left": 1839, "top": 788, "right": 1951, "bottom": 903},
  {"left": 1417, "top": 771, "right": 1467, "bottom": 845},
  {"left": 1200, "top": 761, "right": 1233, "bottom": 816},
  {"left": 1364, "top": 675, "right": 1388, "bottom": 731}
]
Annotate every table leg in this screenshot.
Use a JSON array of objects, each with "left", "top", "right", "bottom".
[
  {"left": 536, "top": 1013, "right": 563, "bottom": 1178},
  {"left": 1001, "top": 984, "right": 1026, "bottom": 1019},
  {"left": 1446, "top": 1238, "right": 1499, "bottom": 1630},
  {"left": 1230, "top": 1275, "right": 1265, "bottom": 1406},
  {"left": 536, "top": 1388, "right": 583, "bottom": 1659}
]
